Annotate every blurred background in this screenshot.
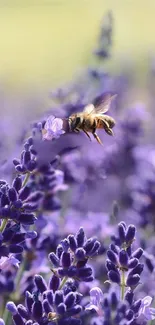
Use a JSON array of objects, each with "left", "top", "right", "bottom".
[{"left": 0, "top": 1, "right": 155, "bottom": 101}]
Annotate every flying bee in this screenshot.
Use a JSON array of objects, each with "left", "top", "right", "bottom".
[{"left": 68, "top": 93, "right": 117, "bottom": 144}]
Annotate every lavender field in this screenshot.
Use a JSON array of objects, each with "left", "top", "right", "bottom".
[{"left": 0, "top": 4, "right": 155, "bottom": 325}]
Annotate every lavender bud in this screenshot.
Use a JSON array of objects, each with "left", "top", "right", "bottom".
[
  {"left": 125, "top": 290, "right": 134, "bottom": 305},
  {"left": 76, "top": 228, "right": 85, "bottom": 247},
  {"left": 126, "top": 274, "right": 140, "bottom": 287},
  {"left": 65, "top": 292, "right": 76, "bottom": 308},
  {"left": 67, "top": 305, "right": 82, "bottom": 316},
  {"left": 19, "top": 213, "right": 36, "bottom": 225},
  {"left": 27, "top": 160, "right": 37, "bottom": 172},
  {"left": 125, "top": 225, "right": 136, "bottom": 243},
  {"left": 22, "top": 203, "right": 38, "bottom": 211},
  {"left": 61, "top": 239, "right": 69, "bottom": 252},
  {"left": 131, "top": 299, "right": 142, "bottom": 313},
  {"left": 25, "top": 321, "right": 33, "bottom": 325},
  {"left": 56, "top": 245, "right": 63, "bottom": 259},
  {"left": 119, "top": 250, "right": 128, "bottom": 267},
  {"left": 129, "top": 263, "right": 144, "bottom": 276},
  {"left": 106, "top": 260, "right": 118, "bottom": 272},
  {"left": 42, "top": 299, "right": 51, "bottom": 314},
  {"left": 118, "top": 222, "right": 126, "bottom": 243},
  {"left": 8, "top": 188, "right": 17, "bottom": 202},
  {"left": 32, "top": 301, "right": 43, "bottom": 320},
  {"left": 1, "top": 207, "right": 10, "bottom": 218},
  {"left": 107, "top": 250, "right": 118, "bottom": 265},
  {"left": 126, "top": 246, "right": 132, "bottom": 257},
  {"left": 75, "top": 248, "right": 86, "bottom": 261},
  {"left": 1, "top": 194, "right": 9, "bottom": 207},
  {"left": 49, "top": 252, "right": 60, "bottom": 267},
  {"left": 12, "top": 176, "right": 22, "bottom": 192},
  {"left": 108, "top": 270, "right": 120, "bottom": 284},
  {"left": 46, "top": 290, "right": 54, "bottom": 306},
  {"left": 126, "top": 309, "right": 134, "bottom": 320},
  {"left": 49, "top": 275, "right": 60, "bottom": 292},
  {"left": 110, "top": 243, "right": 119, "bottom": 254},
  {"left": 84, "top": 238, "right": 96, "bottom": 254},
  {"left": 111, "top": 292, "right": 118, "bottom": 309},
  {"left": 57, "top": 303, "right": 66, "bottom": 315},
  {"left": 13, "top": 200, "right": 23, "bottom": 208},
  {"left": 15, "top": 165, "right": 26, "bottom": 173},
  {"left": 68, "top": 235, "right": 77, "bottom": 251},
  {"left": 23, "top": 151, "right": 31, "bottom": 165},
  {"left": 58, "top": 268, "right": 68, "bottom": 277},
  {"left": 128, "top": 258, "right": 138, "bottom": 269},
  {"left": 13, "top": 313, "right": 25, "bottom": 325},
  {"left": 17, "top": 305, "right": 29, "bottom": 319},
  {"left": 54, "top": 291, "right": 64, "bottom": 306},
  {"left": 89, "top": 241, "right": 101, "bottom": 256},
  {"left": 26, "top": 191, "right": 43, "bottom": 202},
  {"left": 6, "top": 301, "right": 18, "bottom": 315},
  {"left": 61, "top": 252, "right": 71, "bottom": 268},
  {"left": 34, "top": 275, "right": 47, "bottom": 293},
  {"left": 132, "top": 248, "right": 143, "bottom": 259},
  {"left": 13, "top": 159, "right": 20, "bottom": 166},
  {"left": 19, "top": 186, "right": 31, "bottom": 201},
  {"left": 25, "top": 291, "right": 33, "bottom": 313}
]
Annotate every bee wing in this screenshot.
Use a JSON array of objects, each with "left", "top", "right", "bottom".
[
  {"left": 83, "top": 104, "right": 95, "bottom": 114},
  {"left": 93, "top": 93, "right": 117, "bottom": 114}
]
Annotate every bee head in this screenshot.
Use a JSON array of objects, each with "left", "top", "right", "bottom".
[{"left": 69, "top": 115, "right": 81, "bottom": 131}]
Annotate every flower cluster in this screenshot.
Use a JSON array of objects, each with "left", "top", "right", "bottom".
[
  {"left": 107, "top": 222, "right": 144, "bottom": 292},
  {"left": 0, "top": 178, "right": 40, "bottom": 226},
  {"left": 49, "top": 227, "right": 101, "bottom": 283},
  {"left": 13, "top": 137, "right": 37, "bottom": 174},
  {"left": 6, "top": 274, "right": 82, "bottom": 325},
  {"left": 86, "top": 287, "right": 155, "bottom": 325}
]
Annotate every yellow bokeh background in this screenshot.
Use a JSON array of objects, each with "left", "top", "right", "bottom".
[{"left": 0, "top": 0, "right": 155, "bottom": 93}]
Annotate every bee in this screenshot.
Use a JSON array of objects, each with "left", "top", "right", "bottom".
[{"left": 68, "top": 93, "right": 116, "bottom": 145}]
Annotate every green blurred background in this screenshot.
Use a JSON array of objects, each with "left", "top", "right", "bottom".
[{"left": 0, "top": 0, "right": 155, "bottom": 106}]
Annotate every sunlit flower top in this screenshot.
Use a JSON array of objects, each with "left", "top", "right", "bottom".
[
  {"left": 139, "top": 296, "right": 155, "bottom": 320},
  {"left": 0, "top": 255, "right": 20, "bottom": 271},
  {"left": 85, "top": 287, "right": 104, "bottom": 316},
  {"left": 43, "top": 115, "right": 65, "bottom": 140}
]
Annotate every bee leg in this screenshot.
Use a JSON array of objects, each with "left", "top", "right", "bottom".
[
  {"left": 82, "top": 129, "right": 91, "bottom": 141},
  {"left": 73, "top": 128, "right": 80, "bottom": 133},
  {"left": 92, "top": 120, "right": 103, "bottom": 145},
  {"left": 93, "top": 132, "right": 103, "bottom": 145}
]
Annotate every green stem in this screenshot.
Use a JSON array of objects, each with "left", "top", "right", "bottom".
[
  {"left": 59, "top": 276, "right": 68, "bottom": 290},
  {"left": 22, "top": 172, "right": 30, "bottom": 188},
  {"left": 11, "top": 254, "right": 27, "bottom": 301},
  {"left": 0, "top": 219, "right": 8, "bottom": 233},
  {"left": 121, "top": 270, "right": 125, "bottom": 300},
  {"left": 2, "top": 305, "right": 11, "bottom": 324}
]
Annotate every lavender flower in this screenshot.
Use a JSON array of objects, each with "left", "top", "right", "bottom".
[
  {"left": 49, "top": 227, "right": 101, "bottom": 283},
  {"left": 106, "top": 222, "right": 144, "bottom": 295},
  {"left": 43, "top": 115, "right": 65, "bottom": 140},
  {"left": 6, "top": 273, "right": 83, "bottom": 325}
]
